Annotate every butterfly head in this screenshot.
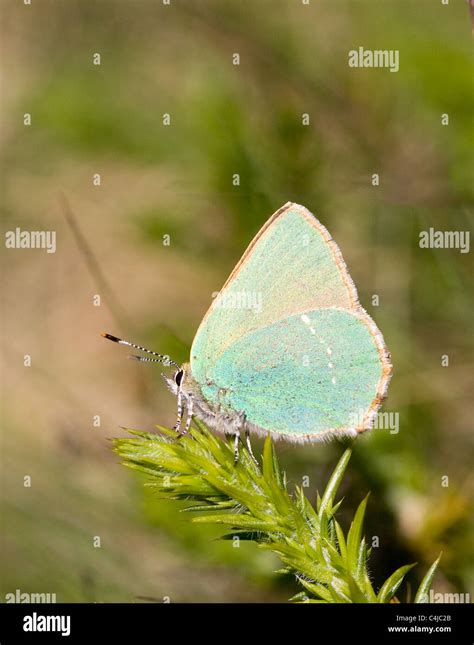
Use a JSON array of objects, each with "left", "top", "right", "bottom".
[{"left": 163, "top": 366, "right": 186, "bottom": 395}]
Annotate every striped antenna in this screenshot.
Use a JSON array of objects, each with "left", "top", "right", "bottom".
[
  {"left": 101, "top": 333, "right": 180, "bottom": 370},
  {"left": 128, "top": 354, "right": 168, "bottom": 365}
]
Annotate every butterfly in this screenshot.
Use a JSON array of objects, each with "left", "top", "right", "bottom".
[{"left": 103, "top": 202, "right": 392, "bottom": 463}]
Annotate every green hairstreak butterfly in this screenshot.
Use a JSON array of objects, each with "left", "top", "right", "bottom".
[{"left": 103, "top": 202, "right": 391, "bottom": 461}]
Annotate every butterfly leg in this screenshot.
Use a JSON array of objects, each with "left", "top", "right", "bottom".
[
  {"left": 173, "top": 389, "right": 183, "bottom": 432},
  {"left": 233, "top": 430, "right": 240, "bottom": 465},
  {"left": 177, "top": 395, "right": 194, "bottom": 438},
  {"left": 244, "top": 426, "right": 259, "bottom": 466},
  {"left": 236, "top": 411, "right": 258, "bottom": 466}
]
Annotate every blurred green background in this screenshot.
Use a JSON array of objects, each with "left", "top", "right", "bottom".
[{"left": 2, "top": 0, "right": 473, "bottom": 603}]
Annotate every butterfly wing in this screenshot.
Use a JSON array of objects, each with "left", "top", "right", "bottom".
[
  {"left": 192, "top": 203, "right": 358, "bottom": 369},
  {"left": 194, "top": 307, "right": 389, "bottom": 440},
  {"left": 190, "top": 202, "right": 391, "bottom": 439}
]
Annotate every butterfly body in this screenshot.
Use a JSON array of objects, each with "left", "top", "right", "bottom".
[{"left": 163, "top": 364, "right": 246, "bottom": 437}]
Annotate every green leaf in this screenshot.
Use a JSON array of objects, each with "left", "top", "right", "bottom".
[
  {"left": 346, "top": 494, "right": 369, "bottom": 576},
  {"left": 262, "top": 437, "right": 276, "bottom": 483},
  {"left": 347, "top": 574, "right": 369, "bottom": 603},
  {"left": 319, "top": 448, "right": 352, "bottom": 518},
  {"left": 296, "top": 578, "right": 333, "bottom": 603},
  {"left": 191, "top": 514, "right": 273, "bottom": 532},
  {"left": 335, "top": 521, "right": 347, "bottom": 560},
  {"left": 327, "top": 497, "right": 344, "bottom": 519},
  {"left": 414, "top": 553, "right": 442, "bottom": 603},
  {"left": 378, "top": 564, "right": 417, "bottom": 603}
]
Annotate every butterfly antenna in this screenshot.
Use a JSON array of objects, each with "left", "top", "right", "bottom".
[{"left": 101, "top": 332, "right": 180, "bottom": 370}]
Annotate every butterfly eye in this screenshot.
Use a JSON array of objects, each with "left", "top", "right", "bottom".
[{"left": 175, "top": 370, "right": 184, "bottom": 387}]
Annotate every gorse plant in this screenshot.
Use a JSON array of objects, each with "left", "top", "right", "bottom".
[{"left": 113, "top": 420, "right": 440, "bottom": 603}]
